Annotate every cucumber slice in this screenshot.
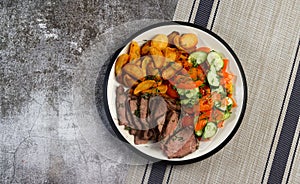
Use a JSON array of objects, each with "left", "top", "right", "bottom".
[
  {"left": 207, "top": 51, "right": 222, "bottom": 65},
  {"left": 188, "top": 51, "right": 208, "bottom": 66},
  {"left": 195, "top": 129, "right": 203, "bottom": 137},
  {"left": 213, "top": 57, "right": 224, "bottom": 71},
  {"left": 211, "top": 85, "right": 226, "bottom": 96},
  {"left": 181, "top": 99, "right": 190, "bottom": 105},
  {"left": 214, "top": 101, "right": 227, "bottom": 111},
  {"left": 207, "top": 71, "right": 220, "bottom": 87},
  {"left": 203, "top": 122, "right": 217, "bottom": 139}
]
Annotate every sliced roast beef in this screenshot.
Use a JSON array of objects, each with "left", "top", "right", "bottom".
[
  {"left": 129, "top": 98, "right": 144, "bottom": 130},
  {"left": 139, "top": 97, "right": 149, "bottom": 129},
  {"left": 125, "top": 97, "right": 136, "bottom": 134},
  {"left": 116, "top": 86, "right": 128, "bottom": 126},
  {"left": 134, "top": 130, "right": 149, "bottom": 145},
  {"left": 148, "top": 96, "right": 168, "bottom": 130},
  {"left": 162, "top": 127, "right": 197, "bottom": 158},
  {"left": 162, "top": 110, "right": 179, "bottom": 139}
]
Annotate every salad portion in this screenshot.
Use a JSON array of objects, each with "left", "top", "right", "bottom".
[{"left": 114, "top": 31, "right": 237, "bottom": 158}]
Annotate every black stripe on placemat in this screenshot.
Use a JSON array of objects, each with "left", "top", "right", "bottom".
[
  {"left": 267, "top": 40, "right": 300, "bottom": 183},
  {"left": 286, "top": 132, "right": 300, "bottom": 183},
  {"left": 166, "top": 165, "right": 173, "bottom": 184},
  {"left": 147, "top": 1, "right": 217, "bottom": 183},
  {"left": 194, "top": 0, "right": 214, "bottom": 28},
  {"left": 261, "top": 40, "right": 300, "bottom": 183},
  {"left": 209, "top": 0, "right": 220, "bottom": 30},
  {"left": 141, "top": 162, "right": 149, "bottom": 184},
  {"left": 188, "top": 0, "right": 197, "bottom": 22},
  {"left": 147, "top": 162, "right": 167, "bottom": 184}
]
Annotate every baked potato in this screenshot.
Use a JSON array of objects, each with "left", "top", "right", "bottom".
[
  {"left": 129, "top": 41, "right": 141, "bottom": 62},
  {"left": 149, "top": 47, "right": 165, "bottom": 68},
  {"left": 151, "top": 34, "right": 168, "bottom": 50},
  {"left": 115, "top": 53, "right": 129, "bottom": 76},
  {"left": 122, "top": 63, "right": 143, "bottom": 80},
  {"left": 179, "top": 33, "right": 198, "bottom": 49}
]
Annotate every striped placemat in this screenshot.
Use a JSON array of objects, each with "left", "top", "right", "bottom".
[{"left": 125, "top": 0, "right": 300, "bottom": 183}]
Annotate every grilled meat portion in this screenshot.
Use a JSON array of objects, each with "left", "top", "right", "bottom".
[
  {"left": 116, "top": 91, "right": 198, "bottom": 158},
  {"left": 148, "top": 96, "right": 168, "bottom": 131},
  {"left": 162, "top": 127, "right": 197, "bottom": 158}
]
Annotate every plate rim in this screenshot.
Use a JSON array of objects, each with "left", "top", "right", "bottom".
[{"left": 102, "top": 21, "right": 248, "bottom": 165}]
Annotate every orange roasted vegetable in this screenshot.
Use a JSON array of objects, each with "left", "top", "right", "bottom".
[
  {"left": 129, "top": 41, "right": 140, "bottom": 62},
  {"left": 133, "top": 80, "right": 156, "bottom": 95},
  {"left": 115, "top": 54, "right": 129, "bottom": 76}
]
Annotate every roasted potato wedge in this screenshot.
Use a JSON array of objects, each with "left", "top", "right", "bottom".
[
  {"left": 149, "top": 47, "right": 165, "bottom": 68},
  {"left": 141, "top": 56, "right": 152, "bottom": 77},
  {"left": 163, "top": 47, "right": 177, "bottom": 62},
  {"left": 115, "top": 54, "right": 129, "bottom": 76},
  {"left": 170, "top": 62, "right": 183, "bottom": 71},
  {"left": 122, "top": 63, "right": 143, "bottom": 80},
  {"left": 132, "top": 58, "right": 141, "bottom": 66},
  {"left": 141, "top": 41, "right": 151, "bottom": 56},
  {"left": 123, "top": 74, "right": 138, "bottom": 88},
  {"left": 143, "top": 84, "right": 168, "bottom": 94},
  {"left": 151, "top": 34, "right": 168, "bottom": 50},
  {"left": 147, "top": 62, "right": 160, "bottom": 76},
  {"left": 162, "top": 66, "right": 177, "bottom": 80},
  {"left": 179, "top": 33, "right": 198, "bottom": 49},
  {"left": 129, "top": 41, "right": 141, "bottom": 62},
  {"left": 157, "top": 84, "right": 168, "bottom": 93},
  {"left": 167, "top": 31, "right": 179, "bottom": 45},
  {"left": 173, "top": 35, "right": 184, "bottom": 50},
  {"left": 134, "top": 80, "right": 156, "bottom": 95}
]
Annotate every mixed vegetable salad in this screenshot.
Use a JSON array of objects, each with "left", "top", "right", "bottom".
[{"left": 167, "top": 47, "right": 237, "bottom": 140}]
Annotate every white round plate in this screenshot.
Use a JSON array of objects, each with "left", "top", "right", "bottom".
[{"left": 103, "top": 21, "right": 247, "bottom": 164}]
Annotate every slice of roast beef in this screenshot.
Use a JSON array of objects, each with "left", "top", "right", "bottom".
[
  {"left": 116, "top": 86, "right": 128, "bottom": 126},
  {"left": 162, "top": 127, "right": 197, "bottom": 158},
  {"left": 134, "top": 131, "right": 149, "bottom": 145},
  {"left": 134, "top": 130, "right": 154, "bottom": 145},
  {"left": 148, "top": 96, "right": 168, "bottom": 130},
  {"left": 129, "top": 98, "right": 144, "bottom": 131},
  {"left": 162, "top": 110, "right": 179, "bottom": 139},
  {"left": 139, "top": 97, "right": 150, "bottom": 129}
]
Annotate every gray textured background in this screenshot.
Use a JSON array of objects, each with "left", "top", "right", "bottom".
[{"left": 0, "top": 0, "right": 178, "bottom": 183}]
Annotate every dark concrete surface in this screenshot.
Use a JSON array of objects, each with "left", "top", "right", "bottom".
[{"left": 0, "top": 0, "right": 178, "bottom": 183}]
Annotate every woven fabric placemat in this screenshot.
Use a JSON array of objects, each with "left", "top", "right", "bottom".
[{"left": 124, "top": 0, "right": 300, "bottom": 183}]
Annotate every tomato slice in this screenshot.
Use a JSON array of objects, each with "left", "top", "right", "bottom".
[{"left": 166, "top": 84, "right": 179, "bottom": 98}]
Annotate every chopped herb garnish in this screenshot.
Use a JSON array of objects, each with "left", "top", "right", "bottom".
[
  {"left": 172, "top": 135, "right": 184, "bottom": 142},
  {"left": 197, "top": 92, "right": 202, "bottom": 98},
  {"left": 124, "top": 126, "right": 131, "bottom": 131},
  {"left": 190, "top": 58, "right": 199, "bottom": 67},
  {"left": 227, "top": 104, "right": 233, "bottom": 111},
  {"left": 134, "top": 109, "right": 140, "bottom": 117},
  {"left": 145, "top": 75, "right": 156, "bottom": 80}
]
